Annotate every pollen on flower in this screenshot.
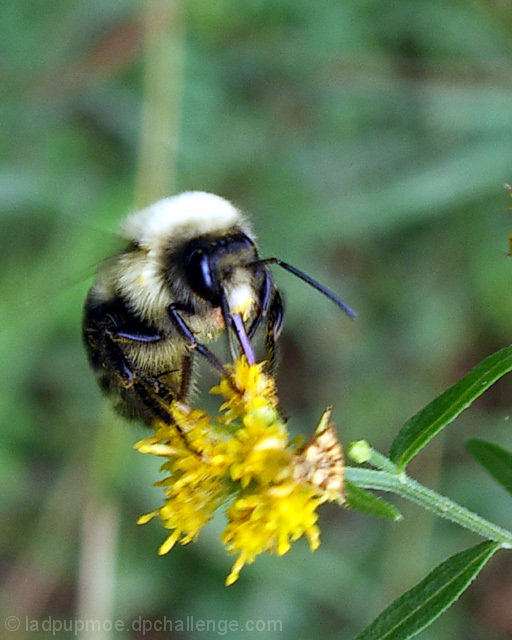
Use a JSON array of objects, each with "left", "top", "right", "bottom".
[
  {"left": 210, "top": 357, "right": 278, "bottom": 421},
  {"left": 135, "top": 356, "right": 346, "bottom": 584},
  {"left": 222, "top": 482, "right": 324, "bottom": 586}
]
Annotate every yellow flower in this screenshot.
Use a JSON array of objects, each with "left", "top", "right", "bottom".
[
  {"left": 135, "top": 356, "right": 346, "bottom": 584},
  {"left": 138, "top": 473, "right": 225, "bottom": 554},
  {"left": 210, "top": 357, "right": 278, "bottom": 421},
  {"left": 135, "top": 407, "right": 232, "bottom": 551},
  {"left": 224, "top": 409, "right": 291, "bottom": 487},
  {"left": 222, "top": 482, "right": 323, "bottom": 586}
]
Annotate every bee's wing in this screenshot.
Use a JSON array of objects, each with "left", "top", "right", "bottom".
[
  {"left": 1, "top": 211, "right": 129, "bottom": 436},
  {"left": 1, "top": 212, "right": 124, "bottom": 331}
]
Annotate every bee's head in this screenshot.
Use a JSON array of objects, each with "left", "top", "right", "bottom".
[
  {"left": 179, "top": 232, "right": 260, "bottom": 317},
  {"left": 121, "top": 191, "right": 261, "bottom": 316}
]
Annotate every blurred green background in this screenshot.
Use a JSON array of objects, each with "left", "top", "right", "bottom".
[{"left": 2, "top": 1, "right": 512, "bottom": 638}]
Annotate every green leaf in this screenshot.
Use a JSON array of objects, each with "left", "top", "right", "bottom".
[
  {"left": 352, "top": 541, "right": 500, "bottom": 640},
  {"left": 467, "top": 438, "right": 512, "bottom": 497},
  {"left": 345, "top": 481, "right": 402, "bottom": 521},
  {"left": 390, "top": 345, "right": 512, "bottom": 469}
]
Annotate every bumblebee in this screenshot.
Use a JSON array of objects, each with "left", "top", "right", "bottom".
[{"left": 82, "top": 191, "right": 355, "bottom": 426}]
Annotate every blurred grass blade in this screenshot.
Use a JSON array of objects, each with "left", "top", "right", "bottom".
[
  {"left": 352, "top": 541, "right": 500, "bottom": 640},
  {"left": 345, "top": 481, "right": 402, "bottom": 521},
  {"left": 467, "top": 439, "right": 512, "bottom": 497},
  {"left": 390, "top": 345, "right": 512, "bottom": 469}
]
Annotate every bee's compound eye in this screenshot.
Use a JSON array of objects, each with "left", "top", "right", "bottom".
[{"left": 185, "top": 248, "right": 220, "bottom": 304}]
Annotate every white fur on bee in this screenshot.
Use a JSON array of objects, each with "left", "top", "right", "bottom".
[
  {"left": 121, "top": 191, "right": 253, "bottom": 251},
  {"left": 106, "top": 191, "right": 257, "bottom": 324}
]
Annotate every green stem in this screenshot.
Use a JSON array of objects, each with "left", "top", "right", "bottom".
[
  {"left": 346, "top": 467, "right": 512, "bottom": 548},
  {"left": 368, "top": 447, "right": 399, "bottom": 474}
]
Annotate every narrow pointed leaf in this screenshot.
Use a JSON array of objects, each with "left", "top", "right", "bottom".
[
  {"left": 467, "top": 438, "right": 512, "bottom": 497},
  {"left": 353, "top": 541, "right": 500, "bottom": 640},
  {"left": 345, "top": 481, "right": 402, "bottom": 521},
  {"left": 390, "top": 345, "right": 512, "bottom": 469}
]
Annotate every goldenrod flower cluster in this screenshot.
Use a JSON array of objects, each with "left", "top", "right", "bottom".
[{"left": 135, "top": 357, "right": 345, "bottom": 585}]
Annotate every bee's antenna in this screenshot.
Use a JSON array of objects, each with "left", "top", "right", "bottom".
[{"left": 254, "top": 257, "right": 356, "bottom": 319}]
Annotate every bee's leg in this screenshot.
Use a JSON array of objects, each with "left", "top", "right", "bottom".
[
  {"left": 178, "top": 353, "right": 195, "bottom": 401},
  {"left": 101, "top": 330, "right": 137, "bottom": 388},
  {"left": 264, "top": 289, "right": 285, "bottom": 375},
  {"left": 105, "top": 328, "right": 177, "bottom": 401},
  {"left": 247, "top": 267, "right": 273, "bottom": 339},
  {"left": 168, "top": 304, "right": 229, "bottom": 378},
  {"left": 129, "top": 379, "right": 175, "bottom": 425},
  {"left": 103, "top": 327, "right": 180, "bottom": 426},
  {"left": 104, "top": 326, "right": 162, "bottom": 390}
]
